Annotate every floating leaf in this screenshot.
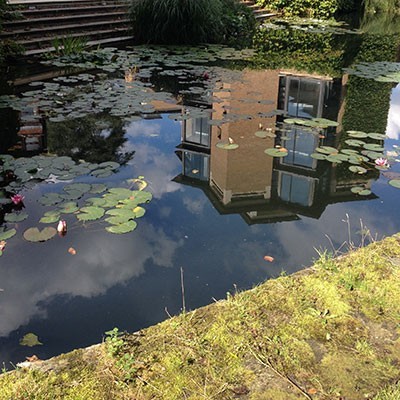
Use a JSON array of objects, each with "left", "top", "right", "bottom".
[
  {"left": 77, "top": 206, "right": 105, "bottom": 221},
  {"left": 0, "top": 228, "right": 17, "bottom": 241},
  {"left": 351, "top": 186, "right": 364, "bottom": 194},
  {"left": 39, "top": 212, "right": 60, "bottom": 224},
  {"left": 133, "top": 206, "right": 146, "bottom": 218},
  {"left": 4, "top": 212, "right": 28, "bottom": 223},
  {"left": 106, "top": 220, "right": 137, "bottom": 234},
  {"left": 340, "top": 149, "right": 358, "bottom": 155},
  {"left": 363, "top": 143, "right": 384, "bottom": 152},
  {"left": 312, "top": 117, "right": 339, "bottom": 127},
  {"left": 255, "top": 130, "right": 275, "bottom": 139},
  {"left": 98, "top": 161, "right": 120, "bottom": 170},
  {"left": 358, "top": 189, "right": 372, "bottom": 196},
  {"left": 310, "top": 153, "right": 327, "bottom": 160},
  {"left": 388, "top": 179, "right": 400, "bottom": 189},
  {"left": 216, "top": 142, "right": 239, "bottom": 150},
  {"left": 64, "top": 183, "right": 91, "bottom": 194},
  {"left": 349, "top": 165, "right": 367, "bottom": 174},
  {"left": 345, "top": 139, "right": 366, "bottom": 147},
  {"left": 20, "top": 333, "right": 42, "bottom": 347},
  {"left": 23, "top": 227, "right": 57, "bottom": 242},
  {"left": 39, "top": 193, "right": 63, "bottom": 206},
  {"left": 59, "top": 202, "right": 79, "bottom": 214},
  {"left": 368, "top": 132, "right": 386, "bottom": 140},
  {"left": 85, "top": 197, "right": 107, "bottom": 207},
  {"left": 348, "top": 131, "right": 368, "bottom": 138},
  {"left": 315, "top": 146, "right": 337, "bottom": 155},
  {"left": 89, "top": 183, "right": 107, "bottom": 194},
  {"left": 326, "top": 154, "right": 343, "bottom": 163},
  {"left": 264, "top": 148, "right": 288, "bottom": 157}
]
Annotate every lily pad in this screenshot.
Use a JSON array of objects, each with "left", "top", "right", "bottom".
[
  {"left": 264, "top": 148, "right": 288, "bottom": 157},
  {"left": 358, "top": 189, "right": 372, "bottom": 196},
  {"left": 0, "top": 228, "right": 17, "bottom": 241},
  {"left": 105, "top": 220, "right": 137, "bottom": 234},
  {"left": 64, "top": 183, "right": 91, "bottom": 194},
  {"left": 348, "top": 131, "right": 368, "bottom": 138},
  {"left": 351, "top": 186, "right": 365, "bottom": 194},
  {"left": 77, "top": 206, "right": 105, "bottom": 221},
  {"left": 349, "top": 165, "right": 368, "bottom": 174},
  {"left": 388, "top": 179, "right": 400, "bottom": 189},
  {"left": 345, "top": 139, "right": 366, "bottom": 147},
  {"left": 4, "top": 212, "right": 29, "bottom": 223},
  {"left": 340, "top": 149, "right": 358, "bottom": 155},
  {"left": 85, "top": 197, "right": 107, "bottom": 207},
  {"left": 59, "top": 201, "right": 79, "bottom": 214},
  {"left": 363, "top": 143, "right": 384, "bottom": 152},
  {"left": 315, "top": 146, "right": 338, "bottom": 155},
  {"left": 255, "top": 130, "right": 275, "bottom": 139},
  {"left": 23, "top": 227, "right": 57, "bottom": 242},
  {"left": 39, "top": 193, "right": 63, "bottom": 206},
  {"left": 367, "top": 132, "right": 386, "bottom": 140},
  {"left": 310, "top": 153, "right": 327, "bottom": 160},
  {"left": 89, "top": 183, "right": 107, "bottom": 194},
  {"left": 216, "top": 142, "right": 239, "bottom": 150}
]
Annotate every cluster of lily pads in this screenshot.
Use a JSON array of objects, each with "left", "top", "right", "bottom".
[
  {"left": 0, "top": 153, "right": 152, "bottom": 255},
  {"left": 260, "top": 18, "right": 358, "bottom": 35},
  {"left": 343, "top": 61, "right": 400, "bottom": 83},
  {"left": 0, "top": 154, "right": 120, "bottom": 193},
  {"left": 0, "top": 46, "right": 272, "bottom": 126}
]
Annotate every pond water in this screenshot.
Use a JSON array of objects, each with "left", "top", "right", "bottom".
[{"left": 1, "top": 21, "right": 400, "bottom": 366}]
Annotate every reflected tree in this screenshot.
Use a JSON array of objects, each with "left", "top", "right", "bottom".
[{"left": 46, "top": 114, "right": 134, "bottom": 164}]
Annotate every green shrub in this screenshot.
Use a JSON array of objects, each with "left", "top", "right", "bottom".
[
  {"left": 255, "top": 0, "right": 360, "bottom": 18},
  {"left": 129, "top": 0, "right": 255, "bottom": 45}
]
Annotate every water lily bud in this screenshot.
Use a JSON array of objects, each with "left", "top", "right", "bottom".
[{"left": 57, "top": 220, "right": 67, "bottom": 237}]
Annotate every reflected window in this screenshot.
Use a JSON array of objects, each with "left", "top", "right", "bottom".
[
  {"left": 279, "top": 76, "right": 331, "bottom": 119},
  {"left": 183, "top": 117, "right": 211, "bottom": 147},
  {"left": 278, "top": 172, "right": 315, "bottom": 207},
  {"left": 281, "top": 128, "right": 318, "bottom": 169},
  {"left": 183, "top": 151, "right": 209, "bottom": 181}
]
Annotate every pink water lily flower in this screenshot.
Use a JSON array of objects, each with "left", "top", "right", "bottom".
[
  {"left": 11, "top": 194, "right": 25, "bottom": 205},
  {"left": 57, "top": 220, "right": 67, "bottom": 236},
  {"left": 375, "top": 157, "right": 389, "bottom": 168}
]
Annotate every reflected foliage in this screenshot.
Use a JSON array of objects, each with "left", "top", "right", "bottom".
[
  {"left": 253, "top": 27, "right": 349, "bottom": 76},
  {"left": 342, "top": 33, "right": 400, "bottom": 134},
  {"left": 46, "top": 115, "right": 134, "bottom": 164}
]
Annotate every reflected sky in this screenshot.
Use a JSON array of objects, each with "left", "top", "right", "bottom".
[{"left": 386, "top": 83, "right": 400, "bottom": 140}]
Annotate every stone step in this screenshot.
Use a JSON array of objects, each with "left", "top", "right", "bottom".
[
  {"left": 18, "top": 3, "right": 127, "bottom": 18},
  {"left": 24, "top": 35, "right": 133, "bottom": 56},
  {"left": 3, "top": 11, "right": 127, "bottom": 28},
  {"left": 3, "top": 0, "right": 131, "bottom": 53},
  {"left": 1, "top": 19, "right": 129, "bottom": 39},
  {"left": 17, "top": 27, "right": 128, "bottom": 46}
]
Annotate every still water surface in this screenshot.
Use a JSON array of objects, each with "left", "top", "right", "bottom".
[{"left": 1, "top": 26, "right": 400, "bottom": 366}]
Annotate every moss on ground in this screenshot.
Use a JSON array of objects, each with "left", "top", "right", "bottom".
[{"left": 1, "top": 236, "right": 400, "bottom": 399}]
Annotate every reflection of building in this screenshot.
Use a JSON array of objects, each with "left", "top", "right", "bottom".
[{"left": 175, "top": 69, "right": 375, "bottom": 224}]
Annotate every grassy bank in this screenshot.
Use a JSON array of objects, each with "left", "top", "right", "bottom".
[{"left": 1, "top": 235, "right": 400, "bottom": 399}]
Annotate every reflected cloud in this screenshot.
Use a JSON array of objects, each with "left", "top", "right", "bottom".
[
  {"left": 386, "top": 83, "right": 400, "bottom": 140},
  {"left": 126, "top": 120, "right": 162, "bottom": 138},
  {"left": 182, "top": 195, "right": 208, "bottom": 214},
  {"left": 0, "top": 223, "right": 183, "bottom": 337}
]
